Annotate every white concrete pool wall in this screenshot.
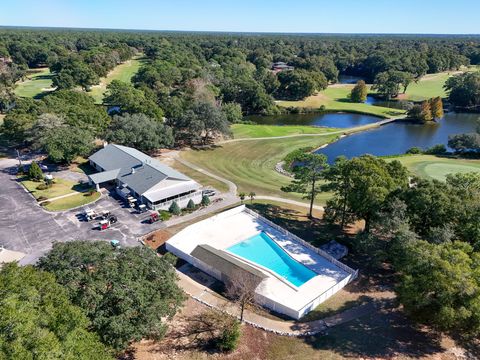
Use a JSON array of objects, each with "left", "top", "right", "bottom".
[{"left": 166, "top": 205, "right": 358, "bottom": 319}]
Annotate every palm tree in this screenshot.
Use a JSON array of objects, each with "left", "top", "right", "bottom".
[
  {"left": 238, "top": 192, "right": 246, "bottom": 203},
  {"left": 248, "top": 191, "right": 256, "bottom": 204}
]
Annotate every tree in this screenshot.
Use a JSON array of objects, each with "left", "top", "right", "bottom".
[
  {"left": 238, "top": 192, "right": 246, "bottom": 203},
  {"left": 394, "top": 240, "right": 480, "bottom": 337},
  {"left": 445, "top": 72, "right": 480, "bottom": 109},
  {"left": 277, "top": 69, "right": 327, "bottom": 100},
  {"left": 429, "top": 97, "right": 444, "bottom": 120},
  {"left": 172, "top": 101, "right": 232, "bottom": 145},
  {"left": 350, "top": 80, "right": 368, "bottom": 103},
  {"left": 201, "top": 194, "right": 211, "bottom": 206},
  {"left": 104, "top": 80, "right": 164, "bottom": 120},
  {"left": 43, "top": 126, "right": 94, "bottom": 164},
  {"left": 186, "top": 198, "right": 196, "bottom": 210},
  {"left": 408, "top": 100, "right": 433, "bottom": 122},
  {"left": 28, "top": 161, "right": 43, "bottom": 181},
  {"left": 372, "top": 70, "right": 411, "bottom": 99},
  {"left": 448, "top": 133, "right": 480, "bottom": 153},
  {"left": 37, "top": 242, "right": 185, "bottom": 352},
  {"left": 323, "top": 155, "right": 409, "bottom": 233},
  {"left": 26, "top": 113, "right": 66, "bottom": 149},
  {"left": 187, "top": 309, "right": 240, "bottom": 352},
  {"left": 248, "top": 191, "right": 256, "bottom": 204},
  {"left": 0, "top": 263, "right": 112, "bottom": 359},
  {"left": 225, "top": 271, "right": 259, "bottom": 321},
  {"left": 169, "top": 201, "right": 181, "bottom": 215},
  {"left": 105, "top": 113, "right": 174, "bottom": 152},
  {"left": 221, "top": 102, "right": 243, "bottom": 123},
  {"left": 282, "top": 152, "right": 327, "bottom": 218},
  {"left": 419, "top": 100, "right": 433, "bottom": 122}
]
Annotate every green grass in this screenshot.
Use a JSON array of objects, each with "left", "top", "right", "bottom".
[
  {"left": 44, "top": 192, "right": 101, "bottom": 211},
  {"left": 277, "top": 85, "right": 405, "bottom": 118},
  {"left": 169, "top": 159, "right": 230, "bottom": 193},
  {"left": 14, "top": 68, "right": 54, "bottom": 98},
  {"left": 402, "top": 72, "right": 451, "bottom": 101},
  {"left": 88, "top": 56, "right": 146, "bottom": 104},
  {"left": 393, "top": 155, "right": 480, "bottom": 181},
  {"left": 181, "top": 135, "right": 339, "bottom": 204},
  {"left": 232, "top": 123, "right": 339, "bottom": 139},
  {"left": 18, "top": 177, "right": 84, "bottom": 200}
]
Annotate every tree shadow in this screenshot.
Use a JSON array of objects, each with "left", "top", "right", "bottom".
[
  {"left": 303, "top": 306, "right": 445, "bottom": 359},
  {"left": 247, "top": 202, "right": 343, "bottom": 246}
]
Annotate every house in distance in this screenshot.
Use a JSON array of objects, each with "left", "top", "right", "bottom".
[{"left": 88, "top": 144, "right": 202, "bottom": 210}]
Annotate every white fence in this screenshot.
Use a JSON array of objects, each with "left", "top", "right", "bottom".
[{"left": 243, "top": 207, "right": 358, "bottom": 277}]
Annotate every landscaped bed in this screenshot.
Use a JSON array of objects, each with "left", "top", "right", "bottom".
[{"left": 18, "top": 177, "right": 83, "bottom": 200}]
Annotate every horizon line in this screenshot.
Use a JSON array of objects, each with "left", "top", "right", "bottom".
[{"left": 0, "top": 25, "right": 479, "bottom": 36}]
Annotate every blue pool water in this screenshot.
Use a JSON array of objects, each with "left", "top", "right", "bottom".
[{"left": 227, "top": 232, "right": 317, "bottom": 287}]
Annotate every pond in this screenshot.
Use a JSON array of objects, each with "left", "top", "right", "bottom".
[
  {"left": 316, "top": 112, "right": 480, "bottom": 162},
  {"left": 338, "top": 75, "right": 365, "bottom": 84},
  {"left": 245, "top": 112, "right": 381, "bottom": 128}
]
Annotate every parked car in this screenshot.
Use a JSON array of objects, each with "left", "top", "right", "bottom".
[{"left": 202, "top": 189, "right": 216, "bottom": 197}]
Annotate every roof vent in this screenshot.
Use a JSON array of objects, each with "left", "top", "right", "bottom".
[{"left": 131, "top": 167, "right": 135, "bottom": 174}]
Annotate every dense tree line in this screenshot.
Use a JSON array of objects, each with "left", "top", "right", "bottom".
[
  {"left": 1, "top": 29, "right": 480, "bottom": 161},
  {"left": 283, "top": 152, "right": 480, "bottom": 337}
]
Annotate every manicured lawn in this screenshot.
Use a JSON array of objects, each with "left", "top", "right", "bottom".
[
  {"left": 88, "top": 56, "right": 147, "bottom": 104},
  {"left": 18, "top": 177, "right": 83, "bottom": 200},
  {"left": 169, "top": 159, "right": 230, "bottom": 193},
  {"left": 277, "top": 85, "right": 405, "bottom": 118},
  {"left": 14, "top": 68, "right": 54, "bottom": 98},
  {"left": 392, "top": 155, "right": 480, "bottom": 181},
  {"left": 402, "top": 72, "right": 451, "bottom": 101},
  {"left": 232, "top": 123, "right": 339, "bottom": 139},
  {"left": 181, "top": 135, "right": 339, "bottom": 204},
  {"left": 44, "top": 192, "right": 101, "bottom": 211}
]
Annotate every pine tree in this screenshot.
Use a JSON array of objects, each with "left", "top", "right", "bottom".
[
  {"left": 186, "top": 199, "right": 196, "bottom": 210},
  {"left": 201, "top": 195, "right": 211, "bottom": 206},
  {"left": 169, "top": 201, "right": 181, "bottom": 215},
  {"left": 350, "top": 80, "right": 368, "bottom": 103},
  {"left": 429, "top": 97, "right": 444, "bottom": 120},
  {"left": 28, "top": 161, "right": 44, "bottom": 181},
  {"left": 419, "top": 100, "right": 433, "bottom": 122}
]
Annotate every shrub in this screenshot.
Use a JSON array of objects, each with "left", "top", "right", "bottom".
[
  {"left": 169, "top": 201, "right": 181, "bottom": 215},
  {"left": 163, "top": 252, "right": 178, "bottom": 266},
  {"left": 201, "top": 195, "right": 211, "bottom": 206},
  {"left": 424, "top": 144, "right": 447, "bottom": 155},
  {"left": 159, "top": 210, "right": 172, "bottom": 221},
  {"left": 186, "top": 199, "right": 196, "bottom": 210},
  {"left": 406, "top": 147, "right": 422, "bottom": 154},
  {"left": 216, "top": 320, "right": 241, "bottom": 352},
  {"left": 37, "top": 196, "right": 48, "bottom": 202},
  {"left": 40, "top": 201, "right": 50, "bottom": 207},
  {"left": 17, "top": 165, "right": 25, "bottom": 175},
  {"left": 28, "top": 161, "right": 43, "bottom": 181},
  {"left": 36, "top": 183, "right": 49, "bottom": 190}
]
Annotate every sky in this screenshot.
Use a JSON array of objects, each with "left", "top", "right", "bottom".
[{"left": 1, "top": 0, "right": 479, "bottom": 34}]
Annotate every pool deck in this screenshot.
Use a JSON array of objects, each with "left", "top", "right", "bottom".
[{"left": 166, "top": 205, "right": 356, "bottom": 319}]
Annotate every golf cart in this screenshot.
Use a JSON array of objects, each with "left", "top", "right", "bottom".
[
  {"left": 83, "top": 208, "right": 97, "bottom": 221},
  {"left": 138, "top": 204, "right": 147, "bottom": 213},
  {"left": 148, "top": 212, "right": 160, "bottom": 224},
  {"left": 110, "top": 239, "right": 121, "bottom": 249}
]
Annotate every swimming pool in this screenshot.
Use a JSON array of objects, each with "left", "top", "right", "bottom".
[{"left": 227, "top": 232, "right": 317, "bottom": 287}]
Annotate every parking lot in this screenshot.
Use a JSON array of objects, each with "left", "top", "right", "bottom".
[{"left": 0, "top": 157, "right": 165, "bottom": 263}]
